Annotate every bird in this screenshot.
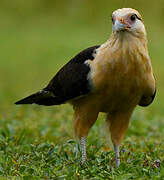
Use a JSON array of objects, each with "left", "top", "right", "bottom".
[{"left": 15, "top": 8, "right": 156, "bottom": 167}]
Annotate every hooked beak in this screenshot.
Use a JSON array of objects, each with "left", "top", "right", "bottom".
[{"left": 113, "top": 17, "right": 130, "bottom": 32}]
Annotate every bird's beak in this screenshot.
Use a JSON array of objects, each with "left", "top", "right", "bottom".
[{"left": 113, "top": 17, "right": 130, "bottom": 32}]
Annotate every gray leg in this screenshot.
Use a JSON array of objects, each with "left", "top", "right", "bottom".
[
  {"left": 80, "top": 137, "right": 86, "bottom": 164},
  {"left": 114, "top": 145, "right": 120, "bottom": 168}
]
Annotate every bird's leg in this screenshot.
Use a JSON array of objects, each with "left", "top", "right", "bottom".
[
  {"left": 80, "top": 137, "right": 86, "bottom": 164},
  {"left": 106, "top": 110, "right": 133, "bottom": 168},
  {"left": 73, "top": 106, "right": 99, "bottom": 164},
  {"left": 114, "top": 145, "right": 120, "bottom": 168}
]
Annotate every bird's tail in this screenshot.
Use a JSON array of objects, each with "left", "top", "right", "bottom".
[{"left": 15, "top": 90, "right": 58, "bottom": 106}]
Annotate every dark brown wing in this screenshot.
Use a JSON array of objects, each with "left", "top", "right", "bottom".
[
  {"left": 138, "top": 89, "right": 156, "bottom": 107},
  {"left": 15, "top": 45, "right": 100, "bottom": 106}
]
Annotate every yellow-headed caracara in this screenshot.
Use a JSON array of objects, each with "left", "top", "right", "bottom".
[{"left": 15, "top": 8, "right": 156, "bottom": 167}]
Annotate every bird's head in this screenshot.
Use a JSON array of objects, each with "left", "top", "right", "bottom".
[{"left": 112, "top": 8, "right": 146, "bottom": 37}]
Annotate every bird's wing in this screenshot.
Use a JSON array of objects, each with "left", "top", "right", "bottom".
[
  {"left": 41, "top": 45, "right": 100, "bottom": 105},
  {"left": 44, "top": 45, "right": 100, "bottom": 105},
  {"left": 138, "top": 89, "right": 156, "bottom": 107},
  {"left": 15, "top": 45, "right": 100, "bottom": 106}
]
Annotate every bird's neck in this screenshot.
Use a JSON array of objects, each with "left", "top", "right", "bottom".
[{"left": 108, "top": 31, "right": 148, "bottom": 57}]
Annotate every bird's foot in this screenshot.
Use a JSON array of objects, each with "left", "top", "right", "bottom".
[
  {"left": 115, "top": 157, "right": 120, "bottom": 168},
  {"left": 80, "top": 137, "right": 86, "bottom": 164},
  {"left": 114, "top": 145, "right": 120, "bottom": 168}
]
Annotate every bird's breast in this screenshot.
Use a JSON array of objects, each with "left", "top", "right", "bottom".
[{"left": 87, "top": 45, "right": 153, "bottom": 112}]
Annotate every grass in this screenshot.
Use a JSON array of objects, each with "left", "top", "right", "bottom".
[
  {"left": 0, "top": 2, "right": 164, "bottom": 179},
  {"left": 0, "top": 107, "right": 164, "bottom": 179}
]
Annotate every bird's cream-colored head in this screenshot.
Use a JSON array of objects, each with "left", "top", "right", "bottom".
[{"left": 112, "top": 8, "right": 146, "bottom": 38}]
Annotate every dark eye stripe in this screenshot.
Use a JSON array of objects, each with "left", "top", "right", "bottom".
[{"left": 135, "top": 14, "right": 142, "bottom": 21}]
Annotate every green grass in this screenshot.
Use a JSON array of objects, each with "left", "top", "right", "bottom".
[
  {"left": 0, "top": 1, "right": 164, "bottom": 179},
  {"left": 0, "top": 106, "right": 164, "bottom": 179}
]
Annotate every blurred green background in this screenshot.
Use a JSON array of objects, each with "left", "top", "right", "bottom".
[
  {"left": 0, "top": 0, "right": 164, "bottom": 177},
  {"left": 0, "top": 0, "right": 164, "bottom": 109},
  {"left": 0, "top": 0, "right": 163, "bottom": 130}
]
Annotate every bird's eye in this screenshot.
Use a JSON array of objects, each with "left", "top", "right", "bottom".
[{"left": 130, "top": 14, "right": 136, "bottom": 21}]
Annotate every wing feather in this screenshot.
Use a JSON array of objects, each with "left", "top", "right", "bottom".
[{"left": 43, "top": 45, "right": 100, "bottom": 105}]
